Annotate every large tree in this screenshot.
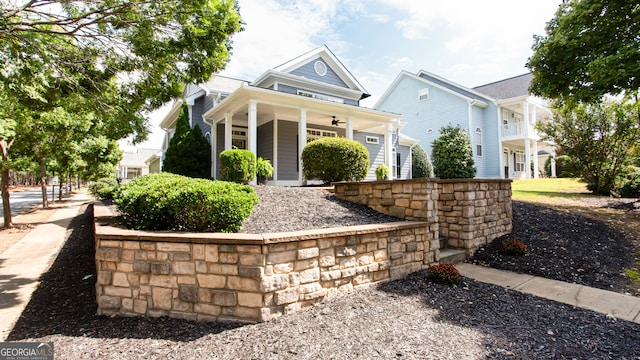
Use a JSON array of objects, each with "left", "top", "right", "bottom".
[
  {"left": 537, "top": 98, "right": 640, "bottom": 195},
  {"left": 0, "top": 0, "right": 242, "bottom": 227},
  {"left": 527, "top": 0, "right": 640, "bottom": 105}
]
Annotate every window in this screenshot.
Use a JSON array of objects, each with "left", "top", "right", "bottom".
[
  {"left": 306, "top": 128, "right": 337, "bottom": 142},
  {"left": 126, "top": 168, "right": 141, "bottom": 180},
  {"left": 391, "top": 147, "right": 397, "bottom": 180},
  {"left": 232, "top": 127, "right": 247, "bottom": 149},
  {"left": 365, "top": 136, "right": 379, "bottom": 144},
  {"left": 396, "top": 152, "right": 402, "bottom": 178},
  {"left": 297, "top": 90, "right": 344, "bottom": 104},
  {"left": 475, "top": 128, "right": 483, "bottom": 157},
  {"left": 515, "top": 151, "right": 525, "bottom": 172},
  {"left": 502, "top": 110, "right": 509, "bottom": 128},
  {"left": 314, "top": 60, "right": 327, "bottom": 76},
  {"left": 418, "top": 88, "right": 429, "bottom": 101},
  {"left": 205, "top": 132, "right": 211, "bottom": 145}
]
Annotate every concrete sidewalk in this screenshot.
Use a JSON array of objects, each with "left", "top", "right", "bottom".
[
  {"left": 0, "top": 191, "right": 91, "bottom": 341},
  {"left": 457, "top": 262, "right": 640, "bottom": 324}
]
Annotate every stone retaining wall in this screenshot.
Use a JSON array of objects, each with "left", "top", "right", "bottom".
[
  {"left": 333, "top": 179, "right": 512, "bottom": 253},
  {"left": 94, "top": 203, "right": 438, "bottom": 323}
]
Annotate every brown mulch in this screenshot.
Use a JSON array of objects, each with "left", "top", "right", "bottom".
[{"left": 6, "top": 189, "right": 640, "bottom": 359}]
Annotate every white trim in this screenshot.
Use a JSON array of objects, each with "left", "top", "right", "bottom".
[
  {"left": 314, "top": 60, "right": 327, "bottom": 76},
  {"left": 273, "top": 115, "right": 278, "bottom": 181},
  {"left": 297, "top": 89, "right": 344, "bottom": 104}
]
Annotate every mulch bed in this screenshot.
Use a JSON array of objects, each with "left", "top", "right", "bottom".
[
  {"left": 471, "top": 201, "right": 640, "bottom": 296},
  {"left": 7, "top": 191, "right": 640, "bottom": 359}
]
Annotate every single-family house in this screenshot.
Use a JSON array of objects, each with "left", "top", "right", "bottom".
[
  {"left": 375, "top": 71, "right": 556, "bottom": 179},
  {"left": 116, "top": 148, "right": 160, "bottom": 183},
  {"left": 160, "top": 45, "right": 417, "bottom": 185}
]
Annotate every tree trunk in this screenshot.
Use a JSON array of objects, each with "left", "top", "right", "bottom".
[
  {"left": 1, "top": 139, "right": 13, "bottom": 228},
  {"left": 39, "top": 160, "right": 49, "bottom": 208}
]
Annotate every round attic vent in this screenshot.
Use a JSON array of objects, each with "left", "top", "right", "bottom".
[{"left": 314, "top": 60, "right": 327, "bottom": 76}]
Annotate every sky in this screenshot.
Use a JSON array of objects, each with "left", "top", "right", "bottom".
[{"left": 126, "top": 0, "right": 562, "bottom": 151}]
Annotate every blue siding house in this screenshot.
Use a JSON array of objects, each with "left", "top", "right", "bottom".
[
  {"left": 375, "top": 71, "right": 556, "bottom": 179},
  {"left": 160, "top": 46, "right": 417, "bottom": 185}
]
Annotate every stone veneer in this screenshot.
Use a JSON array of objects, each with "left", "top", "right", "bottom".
[
  {"left": 94, "top": 203, "right": 438, "bottom": 323},
  {"left": 333, "top": 179, "right": 512, "bottom": 253}
]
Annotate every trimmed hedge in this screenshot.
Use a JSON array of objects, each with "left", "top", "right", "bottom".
[
  {"left": 432, "top": 125, "right": 476, "bottom": 179},
  {"left": 301, "top": 137, "right": 369, "bottom": 183},
  {"left": 220, "top": 149, "right": 257, "bottom": 184},
  {"left": 114, "top": 173, "right": 258, "bottom": 233},
  {"left": 89, "top": 177, "right": 119, "bottom": 200},
  {"left": 412, "top": 144, "right": 434, "bottom": 178}
]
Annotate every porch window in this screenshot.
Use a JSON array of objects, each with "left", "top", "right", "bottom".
[
  {"left": 475, "top": 128, "right": 482, "bottom": 157},
  {"left": 232, "top": 127, "right": 247, "bottom": 149},
  {"left": 396, "top": 151, "right": 401, "bottom": 178},
  {"left": 306, "top": 128, "right": 337, "bottom": 143},
  {"left": 365, "top": 136, "right": 379, "bottom": 144},
  {"left": 502, "top": 109, "right": 509, "bottom": 129},
  {"left": 391, "top": 147, "right": 397, "bottom": 179},
  {"left": 515, "top": 151, "right": 525, "bottom": 172}
]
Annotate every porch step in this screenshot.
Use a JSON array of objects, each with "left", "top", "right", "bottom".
[{"left": 438, "top": 248, "right": 467, "bottom": 265}]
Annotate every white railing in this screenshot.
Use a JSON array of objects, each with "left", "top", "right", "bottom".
[{"left": 502, "top": 122, "right": 536, "bottom": 138}]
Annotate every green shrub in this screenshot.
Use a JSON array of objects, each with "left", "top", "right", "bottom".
[
  {"left": 412, "top": 144, "right": 434, "bottom": 178},
  {"left": 301, "top": 137, "right": 369, "bottom": 183},
  {"left": 257, "top": 157, "right": 274, "bottom": 183},
  {"left": 375, "top": 164, "right": 389, "bottom": 180},
  {"left": 114, "top": 173, "right": 258, "bottom": 232},
  {"left": 618, "top": 166, "right": 640, "bottom": 198},
  {"left": 499, "top": 238, "right": 528, "bottom": 256},
  {"left": 427, "top": 263, "right": 461, "bottom": 285},
  {"left": 220, "top": 149, "right": 257, "bottom": 184},
  {"left": 431, "top": 125, "right": 476, "bottom": 179},
  {"left": 89, "top": 177, "right": 119, "bottom": 200},
  {"left": 162, "top": 103, "right": 211, "bottom": 178}
]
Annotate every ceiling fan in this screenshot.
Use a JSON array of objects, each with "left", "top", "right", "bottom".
[{"left": 331, "top": 116, "right": 344, "bottom": 126}]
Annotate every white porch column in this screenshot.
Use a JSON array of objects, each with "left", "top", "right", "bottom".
[
  {"left": 532, "top": 141, "right": 539, "bottom": 179},
  {"left": 224, "top": 113, "right": 232, "bottom": 150},
  {"left": 551, "top": 149, "right": 557, "bottom": 178},
  {"left": 346, "top": 117, "right": 354, "bottom": 140},
  {"left": 298, "top": 108, "right": 307, "bottom": 185},
  {"left": 523, "top": 101, "right": 530, "bottom": 137},
  {"left": 524, "top": 139, "right": 531, "bottom": 179},
  {"left": 385, "top": 123, "right": 393, "bottom": 170},
  {"left": 248, "top": 101, "right": 258, "bottom": 185},
  {"left": 497, "top": 107, "right": 505, "bottom": 178},
  {"left": 211, "top": 120, "right": 217, "bottom": 179},
  {"left": 272, "top": 114, "right": 278, "bottom": 182}
]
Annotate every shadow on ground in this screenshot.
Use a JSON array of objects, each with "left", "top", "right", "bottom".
[{"left": 7, "top": 205, "right": 241, "bottom": 342}]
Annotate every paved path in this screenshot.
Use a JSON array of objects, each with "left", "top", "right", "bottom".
[
  {"left": 0, "top": 191, "right": 91, "bottom": 341},
  {"left": 457, "top": 262, "right": 640, "bottom": 324}
]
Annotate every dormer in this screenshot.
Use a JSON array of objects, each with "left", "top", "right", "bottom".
[{"left": 252, "top": 45, "right": 370, "bottom": 106}]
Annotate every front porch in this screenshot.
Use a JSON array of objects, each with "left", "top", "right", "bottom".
[{"left": 202, "top": 85, "right": 403, "bottom": 185}]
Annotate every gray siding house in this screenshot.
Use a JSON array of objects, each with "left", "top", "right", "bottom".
[{"left": 160, "top": 45, "right": 417, "bottom": 185}]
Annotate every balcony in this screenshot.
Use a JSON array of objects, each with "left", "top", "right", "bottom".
[{"left": 502, "top": 122, "right": 536, "bottom": 138}]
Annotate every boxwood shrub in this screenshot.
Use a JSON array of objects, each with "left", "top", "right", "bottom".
[
  {"left": 301, "top": 137, "right": 369, "bottom": 183},
  {"left": 89, "top": 177, "right": 119, "bottom": 200},
  {"left": 220, "top": 149, "right": 257, "bottom": 184},
  {"left": 114, "top": 173, "right": 258, "bottom": 232}
]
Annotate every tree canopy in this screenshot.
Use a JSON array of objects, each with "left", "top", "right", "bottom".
[
  {"left": 527, "top": 0, "right": 640, "bottom": 104},
  {"left": 537, "top": 98, "right": 640, "bottom": 195}
]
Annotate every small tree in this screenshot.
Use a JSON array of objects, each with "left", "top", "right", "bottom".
[
  {"left": 301, "top": 137, "right": 368, "bottom": 183},
  {"left": 162, "top": 103, "right": 211, "bottom": 178},
  {"left": 411, "top": 144, "right": 434, "bottom": 178},
  {"left": 431, "top": 125, "right": 476, "bottom": 179}
]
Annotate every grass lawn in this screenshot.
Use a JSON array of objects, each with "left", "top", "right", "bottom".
[{"left": 511, "top": 178, "right": 595, "bottom": 206}]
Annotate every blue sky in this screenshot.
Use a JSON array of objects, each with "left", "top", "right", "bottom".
[{"left": 128, "top": 0, "right": 562, "bottom": 150}]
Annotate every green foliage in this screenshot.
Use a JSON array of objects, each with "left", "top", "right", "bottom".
[
  {"left": 431, "top": 125, "right": 476, "bottom": 179},
  {"left": 375, "top": 164, "right": 389, "bottom": 180},
  {"left": 537, "top": 99, "right": 640, "bottom": 195},
  {"left": 618, "top": 166, "right": 640, "bottom": 198},
  {"left": 411, "top": 144, "right": 434, "bottom": 178},
  {"left": 528, "top": 0, "right": 640, "bottom": 104},
  {"left": 427, "top": 263, "right": 461, "bottom": 285},
  {"left": 544, "top": 155, "right": 580, "bottom": 179},
  {"left": 499, "top": 238, "right": 529, "bottom": 256},
  {"left": 89, "top": 177, "right": 120, "bottom": 200},
  {"left": 256, "top": 157, "right": 274, "bottom": 182},
  {"left": 219, "top": 149, "right": 257, "bottom": 184},
  {"left": 115, "top": 173, "right": 258, "bottom": 232},
  {"left": 301, "top": 137, "right": 369, "bottom": 183},
  {"left": 162, "top": 103, "right": 211, "bottom": 178}
]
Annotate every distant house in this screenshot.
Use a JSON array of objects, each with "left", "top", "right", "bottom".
[
  {"left": 375, "top": 71, "right": 556, "bottom": 179},
  {"left": 116, "top": 148, "right": 160, "bottom": 183},
  {"left": 160, "top": 45, "right": 417, "bottom": 185}
]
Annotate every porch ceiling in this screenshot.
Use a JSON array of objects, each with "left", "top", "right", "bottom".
[{"left": 203, "top": 86, "right": 400, "bottom": 134}]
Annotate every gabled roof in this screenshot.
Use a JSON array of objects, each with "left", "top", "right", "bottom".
[
  {"left": 119, "top": 148, "right": 161, "bottom": 167},
  {"left": 253, "top": 45, "right": 370, "bottom": 98},
  {"left": 473, "top": 73, "right": 533, "bottom": 101},
  {"left": 374, "top": 71, "right": 490, "bottom": 109}
]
